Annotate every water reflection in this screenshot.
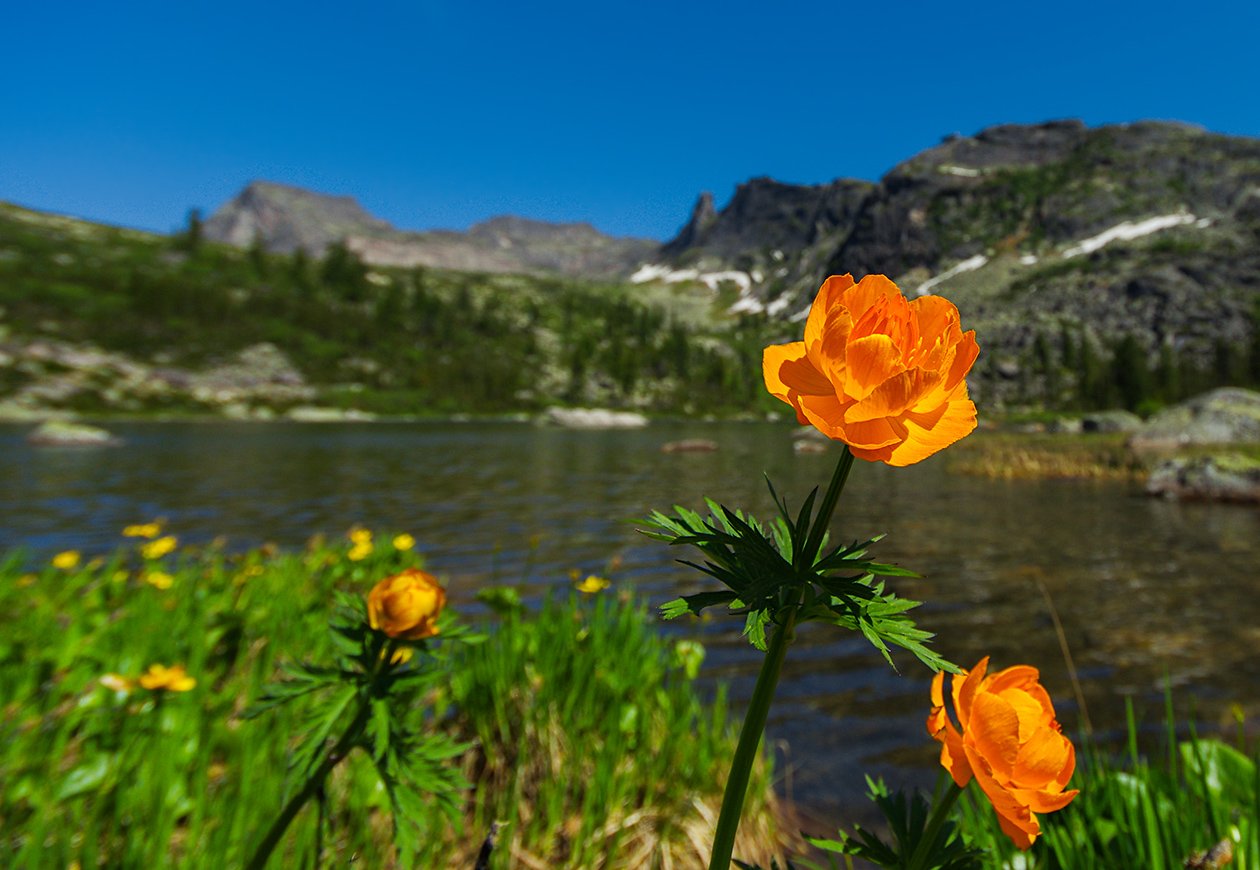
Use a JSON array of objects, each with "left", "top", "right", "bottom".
[{"left": 3, "top": 420, "right": 1258, "bottom": 823}]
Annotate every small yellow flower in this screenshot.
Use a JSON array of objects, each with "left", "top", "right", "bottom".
[
  {"left": 141, "top": 536, "right": 178, "bottom": 560},
  {"left": 349, "top": 527, "right": 373, "bottom": 546},
  {"left": 575, "top": 575, "right": 610, "bottom": 594},
  {"left": 100, "top": 673, "right": 134, "bottom": 693},
  {"left": 123, "top": 522, "right": 162, "bottom": 539},
  {"left": 138, "top": 663, "right": 196, "bottom": 692},
  {"left": 52, "top": 550, "right": 80, "bottom": 570},
  {"left": 348, "top": 541, "right": 374, "bottom": 561},
  {"left": 143, "top": 571, "right": 174, "bottom": 590},
  {"left": 392, "top": 533, "right": 415, "bottom": 551}
]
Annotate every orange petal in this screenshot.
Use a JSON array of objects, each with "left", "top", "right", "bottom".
[
  {"left": 946, "top": 330, "right": 980, "bottom": 390},
  {"left": 804, "top": 275, "right": 856, "bottom": 361},
  {"left": 1012, "top": 724, "right": 1074, "bottom": 787},
  {"left": 836, "top": 416, "right": 907, "bottom": 450},
  {"left": 797, "top": 393, "right": 850, "bottom": 439},
  {"left": 1011, "top": 785, "right": 1080, "bottom": 815},
  {"left": 956, "top": 656, "right": 988, "bottom": 728},
  {"left": 885, "top": 398, "right": 977, "bottom": 466},
  {"left": 845, "top": 368, "right": 937, "bottom": 424},
  {"left": 968, "top": 693, "right": 1022, "bottom": 777},
  {"left": 764, "top": 342, "right": 833, "bottom": 398},
  {"left": 844, "top": 335, "right": 905, "bottom": 400},
  {"left": 842, "top": 273, "right": 902, "bottom": 319}
]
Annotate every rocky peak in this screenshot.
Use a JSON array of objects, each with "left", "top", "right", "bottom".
[
  {"left": 661, "top": 192, "right": 717, "bottom": 257},
  {"left": 204, "top": 181, "right": 391, "bottom": 254}
]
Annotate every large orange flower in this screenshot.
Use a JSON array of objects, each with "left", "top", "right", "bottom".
[
  {"left": 367, "top": 569, "right": 446, "bottom": 640},
  {"left": 927, "top": 657, "right": 1079, "bottom": 849},
  {"left": 763, "top": 274, "right": 979, "bottom": 466}
]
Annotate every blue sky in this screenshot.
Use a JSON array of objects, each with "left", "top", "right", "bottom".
[{"left": 3, "top": 0, "right": 1257, "bottom": 241}]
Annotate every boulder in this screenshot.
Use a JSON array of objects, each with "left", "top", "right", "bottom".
[
  {"left": 1146, "top": 454, "right": 1260, "bottom": 503},
  {"left": 540, "top": 407, "right": 648, "bottom": 429},
  {"left": 1130, "top": 388, "right": 1260, "bottom": 450},
  {"left": 1081, "top": 410, "right": 1143, "bottom": 433},
  {"left": 26, "top": 420, "right": 121, "bottom": 447}
]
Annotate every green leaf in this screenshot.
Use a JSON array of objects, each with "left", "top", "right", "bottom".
[{"left": 659, "top": 591, "right": 739, "bottom": 619}]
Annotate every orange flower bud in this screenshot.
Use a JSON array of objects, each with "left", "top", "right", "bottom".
[
  {"left": 927, "top": 657, "right": 1079, "bottom": 849},
  {"left": 763, "top": 274, "right": 979, "bottom": 466},
  {"left": 367, "top": 569, "right": 446, "bottom": 640},
  {"left": 138, "top": 663, "right": 196, "bottom": 692}
]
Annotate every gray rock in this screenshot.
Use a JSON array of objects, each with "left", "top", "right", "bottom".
[
  {"left": 660, "top": 439, "right": 719, "bottom": 453},
  {"left": 1131, "top": 388, "right": 1260, "bottom": 449},
  {"left": 285, "top": 406, "right": 378, "bottom": 422},
  {"left": 26, "top": 420, "right": 121, "bottom": 447},
  {"left": 1081, "top": 410, "right": 1143, "bottom": 433},
  {"left": 1146, "top": 454, "right": 1260, "bottom": 503},
  {"left": 540, "top": 407, "right": 648, "bottom": 429}
]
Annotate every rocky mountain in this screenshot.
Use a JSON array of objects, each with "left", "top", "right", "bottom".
[
  {"left": 643, "top": 120, "right": 1260, "bottom": 405},
  {"left": 205, "top": 181, "right": 655, "bottom": 280}
]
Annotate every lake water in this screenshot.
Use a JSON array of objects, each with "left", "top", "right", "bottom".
[{"left": 3, "top": 420, "right": 1259, "bottom": 826}]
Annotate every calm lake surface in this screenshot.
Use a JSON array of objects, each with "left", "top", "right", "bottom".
[{"left": 4, "top": 420, "right": 1259, "bottom": 824}]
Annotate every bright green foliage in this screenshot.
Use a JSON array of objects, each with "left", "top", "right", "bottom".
[
  {"left": 644, "top": 469, "right": 953, "bottom": 674},
  {"left": 0, "top": 537, "right": 781, "bottom": 867}
]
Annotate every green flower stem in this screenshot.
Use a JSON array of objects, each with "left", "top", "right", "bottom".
[
  {"left": 708, "top": 596, "right": 799, "bottom": 870},
  {"left": 245, "top": 637, "right": 390, "bottom": 870},
  {"left": 800, "top": 446, "right": 855, "bottom": 569},
  {"left": 907, "top": 780, "right": 964, "bottom": 870},
  {"left": 709, "top": 449, "right": 856, "bottom": 869}
]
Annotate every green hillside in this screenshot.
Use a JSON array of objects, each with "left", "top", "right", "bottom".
[{"left": 0, "top": 203, "right": 777, "bottom": 417}]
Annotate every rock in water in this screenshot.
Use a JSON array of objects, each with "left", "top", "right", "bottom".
[
  {"left": 27, "top": 420, "right": 121, "bottom": 447},
  {"left": 540, "top": 407, "right": 648, "bottom": 429},
  {"left": 1131, "top": 388, "right": 1260, "bottom": 450},
  {"left": 1146, "top": 454, "right": 1260, "bottom": 503}
]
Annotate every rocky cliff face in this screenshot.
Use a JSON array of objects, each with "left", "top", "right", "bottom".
[
  {"left": 205, "top": 181, "right": 655, "bottom": 280},
  {"left": 646, "top": 120, "right": 1260, "bottom": 405}
]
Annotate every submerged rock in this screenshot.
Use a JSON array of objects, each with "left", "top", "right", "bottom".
[
  {"left": 1146, "top": 453, "right": 1260, "bottom": 503},
  {"left": 661, "top": 439, "right": 719, "bottom": 453},
  {"left": 540, "top": 407, "right": 648, "bottom": 429},
  {"left": 26, "top": 420, "right": 121, "bottom": 447}
]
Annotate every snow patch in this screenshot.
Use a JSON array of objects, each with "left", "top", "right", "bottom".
[
  {"left": 1062, "top": 213, "right": 1199, "bottom": 258},
  {"left": 1019, "top": 254, "right": 1039, "bottom": 266},
  {"left": 914, "top": 254, "right": 989, "bottom": 296},
  {"left": 940, "top": 165, "right": 982, "bottom": 178},
  {"left": 630, "top": 263, "right": 753, "bottom": 294}
]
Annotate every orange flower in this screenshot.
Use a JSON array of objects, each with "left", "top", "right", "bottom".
[
  {"left": 763, "top": 274, "right": 979, "bottom": 466},
  {"left": 927, "top": 657, "right": 1079, "bottom": 849},
  {"left": 367, "top": 569, "right": 446, "bottom": 640}
]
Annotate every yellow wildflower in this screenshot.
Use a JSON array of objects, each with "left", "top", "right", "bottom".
[
  {"left": 576, "top": 575, "right": 611, "bottom": 594},
  {"left": 348, "top": 541, "right": 373, "bottom": 561},
  {"left": 349, "top": 527, "right": 373, "bottom": 546},
  {"left": 392, "top": 533, "right": 415, "bottom": 551},
  {"left": 123, "top": 522, "right": 162, "bottom": 539},
  {"left": 387, "top": 646, "right": 414, "bottom": 665},
  {"left": 52, "top": 551, "right": 80, "bottom": 570},
  {"left": 138, "top": 663, "right": 196, "bottom": 692},
  {"left": 141, "top": 536, "right": 178, "bottom": 560},
  {"left": 143, "top": 571, "right": 174, "bottom": 590}
]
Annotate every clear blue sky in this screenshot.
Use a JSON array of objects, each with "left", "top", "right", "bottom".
[{"left": 3, "top": 0, "right": 1257, "bottom": 241}]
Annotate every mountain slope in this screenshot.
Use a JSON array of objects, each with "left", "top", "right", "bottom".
[{"left": 205, "top": 181, "right": 655, "bottom": 280}]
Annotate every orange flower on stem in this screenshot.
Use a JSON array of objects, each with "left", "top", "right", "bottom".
[
  {"left": 367, "top": 569, "right": 446, "bottom": 640},
  {"left": 763, "top": 274, "right": 979, "bottom": 466},
  {"left": 927, "top": 657, "right": 1079, "bottom": 849}
]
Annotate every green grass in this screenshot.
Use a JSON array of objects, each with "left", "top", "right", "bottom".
[{"left": 0, "top": 532, "right": 789, "bottom": 868}]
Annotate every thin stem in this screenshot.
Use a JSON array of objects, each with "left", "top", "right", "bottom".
[
  {"left": 708, "top": 448, "right": 859, "bottom": 869},
  {"left": 907, "top": 780, "right": 964, "bottom": 870},
  {"left": 245, "top": 637, "right": 390, "bottom": 870},
  {"left": 708, "top": 598, "right": 799, "bottom": 870},
  {"left": 800, "top": 446, "right": 855, "bottom": 569}
]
